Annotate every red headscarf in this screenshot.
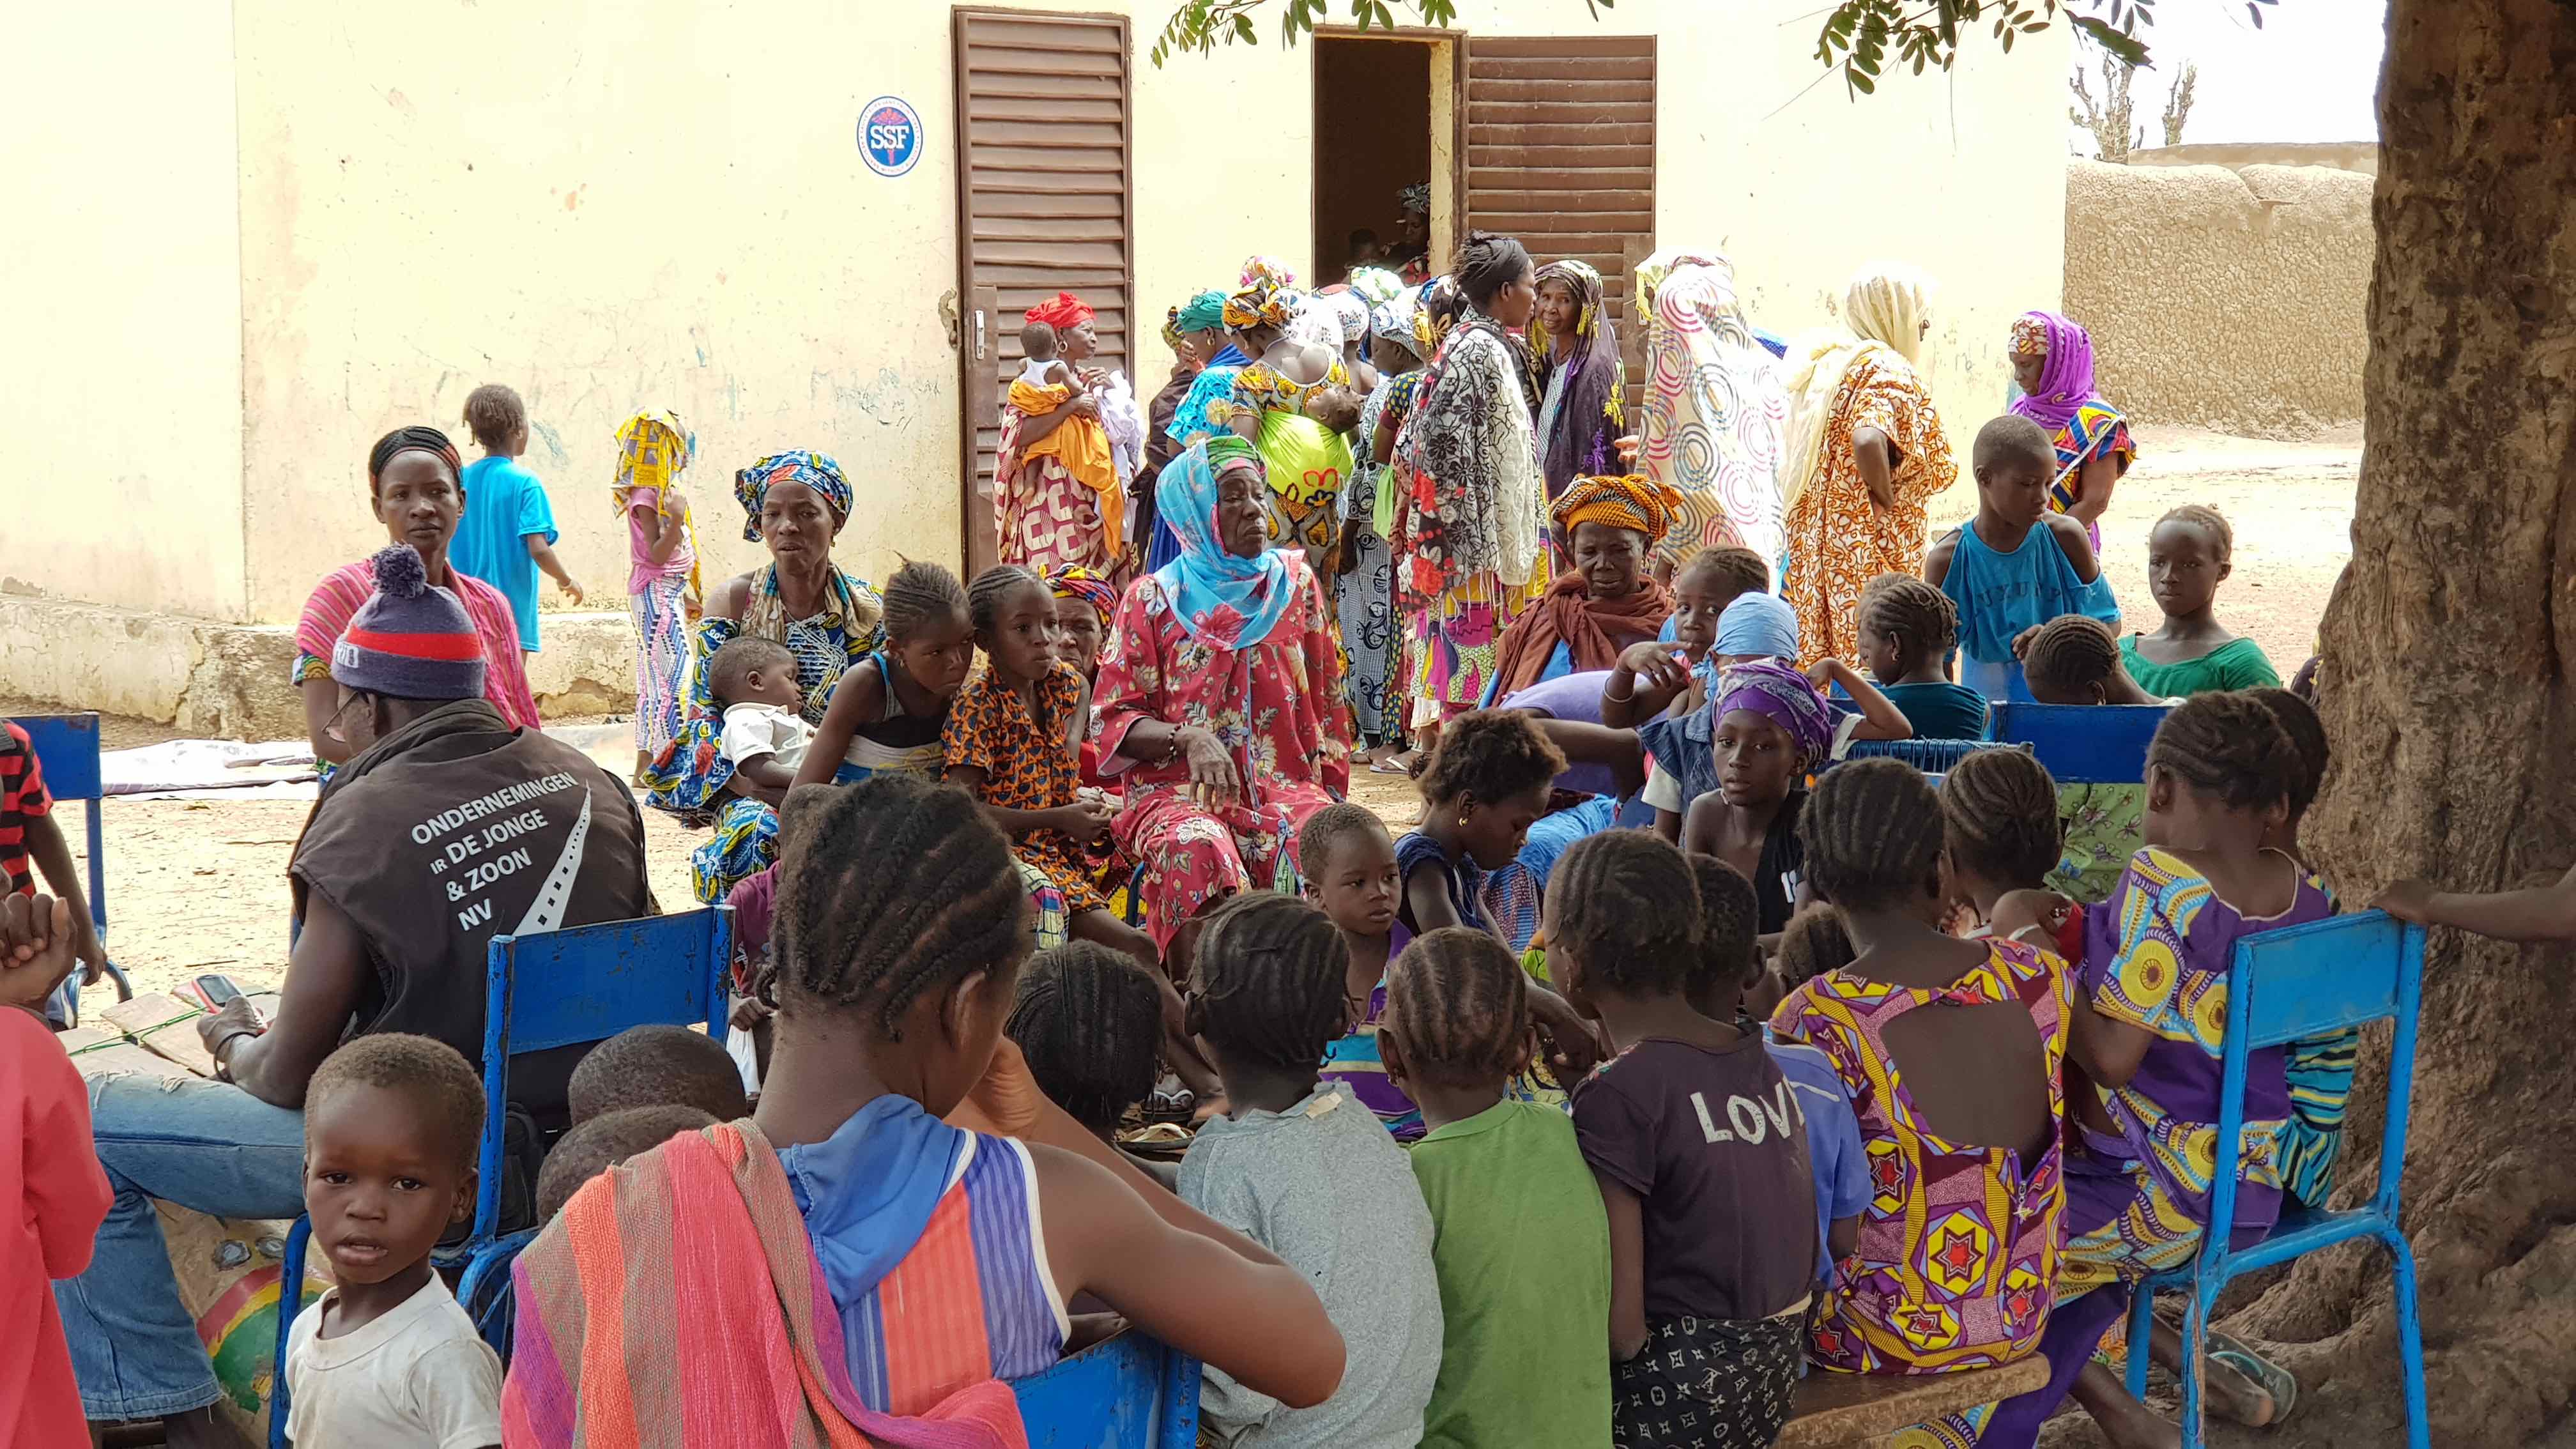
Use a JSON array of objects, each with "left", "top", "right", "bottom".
[{"left": 1023, "top": 292, "right": 1094, "bottom": 330}]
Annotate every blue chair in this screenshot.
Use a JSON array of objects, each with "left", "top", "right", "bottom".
[
  {"left": 1012, "top": 1331, "right": 1200, "bottom": 1449},
  {"left": 7, "top": 713, "right": 132, "bottom": 1016},
  {"left": 1960, "top": 657, "right": 2037, "bottom": 705},
  {"left": 2120, "top": 910, "right": 2429, "bottom": 1448},
  {"left": 1987, "top": 702, "right": 2172, "bottom": 784},
  {"left": 268, "top": 905, "right": 735, "bottom": 1447},
  {"left": 1842, "top": 737, "right": 2018, "bottom": 774}
]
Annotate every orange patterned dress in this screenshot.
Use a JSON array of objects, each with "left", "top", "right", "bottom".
[
  {"left": 1780, "top": 351, "right": 1956, "bottom": 666},
  {"left": 942, "top": 660, "right": 1107, "bottom": 912}
]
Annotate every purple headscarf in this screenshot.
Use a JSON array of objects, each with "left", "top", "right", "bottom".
[
  {"left": 2007, "top": 310, "right": 2108, "bottom": 434},
  {"left": 1712, "top": 660, "right": 1837, "bottom": 772}
]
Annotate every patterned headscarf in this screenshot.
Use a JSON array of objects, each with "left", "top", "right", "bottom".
[
  {"left": 1346, "top": 266, "right": 1406, "bottom": 307},
  {"left": 1632, "top": 247, "right": 1727, "bottom": 327},
  {"left": 1043, "top": 564, "right": 1119, "bottom": 630},
  {"left": 1779, "top": 263, "right": 1937, "bottom": 514},
  {"left": 1174, "top": 290, "right": 1228, "bottom": 334},
  {"left": 1222, "top": 277, "right": 1302, "bottom": 332},
  {"left": 1314, "top": 288, "right": 1371, "bottom": 346},
  {"left": 1023, "top": 292, "right": 1094, "bottom": 331},
  {"left": 1713, "top": 659, "right": 1836, "bottom": 772},
  {"left": 612, "top": 410, "right": 700, "bottom": 595},
  {"left": 2007, "top": 310, "right": 2108, "bottom": 434},
  {"left": 733, "top": 450, "right": 852, "bottom": 542},
  {"left": 1530, "top": 259, "right": 1626, "bottom": 496},
  {"left": 1370, "top": 292, "right": 1427, "bottom": 362},
  {"left": 1549, "top": 474, "right": 1687, "bottom": 546},
  {"left": 1240, "top": 255, "right": 1299, "bottom": 290},
  {"left": 1151, "top": 440, "right": 1296, "bottom": 649},
  {"left": 1638, "top": 250, "right": 1789, "bottom": 567}
]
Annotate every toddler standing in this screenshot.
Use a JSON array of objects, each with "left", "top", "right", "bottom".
[
  {"left": 454, "top": 384, "right": 584, "bottom": 653},
  {"left": 611, "top": 410, "right": 699, "bottom": 783}
]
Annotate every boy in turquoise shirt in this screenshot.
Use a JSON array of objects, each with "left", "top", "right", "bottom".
[
  {"left": 1383, "top": 926, "right": 1612, "bottom": 1449},
  {"left": 455, "top": 383, "right": 584, "bottom": 652}
]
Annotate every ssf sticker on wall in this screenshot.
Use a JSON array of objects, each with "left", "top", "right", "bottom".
[{"left": 858, "top": 96, "right": 923, "bottom": 177}]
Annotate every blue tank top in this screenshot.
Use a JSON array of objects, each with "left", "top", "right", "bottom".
[{"left": 1939, "top": 519, "right": 2120, "bottom": 664}]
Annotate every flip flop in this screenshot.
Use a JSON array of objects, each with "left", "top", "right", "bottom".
[
  {"left": 1370, "top": 752, "right": 1417, "bottom": 776},
  {"left": 2207, "top": 1331, "right": 2297, "bottom": 1428}
]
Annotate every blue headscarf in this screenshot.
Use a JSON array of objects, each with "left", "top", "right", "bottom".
[
  {"left": 1715, "top": 592, "right": 1799, "bottom": 661},
  {"left": 1152, "top": 439, "right": 1296, "bottom": 650},
  {"left": 733, "top": 450, "right": 853, "bottom": 542}
]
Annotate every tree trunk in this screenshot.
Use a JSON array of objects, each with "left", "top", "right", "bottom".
[{"left": 2214, "top": 1, "right": 2576, "bottom": 1444}]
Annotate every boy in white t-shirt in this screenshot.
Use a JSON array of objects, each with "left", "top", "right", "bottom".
[
  {"left": 708, "top": 636, "right": 815, "bottom": 808},
  {"left": 285, "top": 1033, "right": 500, "bottom": 1449}
]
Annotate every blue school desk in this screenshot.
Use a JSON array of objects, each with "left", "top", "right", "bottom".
[
  {"left": 269, "top": 905, "right": 735, "bottom": 1448},
  {"left": 2121, "top": 910, "right": 2430, "bottom": 1449}
]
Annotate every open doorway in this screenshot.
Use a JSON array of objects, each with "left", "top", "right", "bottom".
[{"left": 1312, "top": 36, "right": 1445, "bottom": 285}]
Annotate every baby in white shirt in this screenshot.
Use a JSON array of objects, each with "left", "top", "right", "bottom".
[{"left": 709, "top": 636, "right": 814, "bottom": 806}]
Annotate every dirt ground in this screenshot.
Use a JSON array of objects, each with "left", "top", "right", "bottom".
[{"left": 19, "top": 424, "right": 2358, "bottom": 1005}]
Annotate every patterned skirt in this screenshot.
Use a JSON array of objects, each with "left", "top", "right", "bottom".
[
  {"left": 1612, "top": 1307, "right": 1806, "bottom": 1449},
  {"left": 999, "top": 455, "right": 1123, "bottom": 576},
  {"left": 629, "top": 577, "right": 695, "bottom": 758},
  {"left": 691, "top": 795, "right": 778, "bottom": 905},
  {"left": 1405, "top": 572, "right": 1543, "bottom": 727},
  {"left": 1335, "top": 519, "right": 1401, "bottom": 744}
]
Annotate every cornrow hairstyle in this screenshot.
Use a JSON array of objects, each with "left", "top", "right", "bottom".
[
  {"left": 1384, "top": 927, "right": 1528, "bottom": 1086},
  {"left": 535, "top": 1106, "right": 716, "bottom": 1223},
  {"left": 1775, "top": 905, "right": 1857, "bottom": 986},
  {"left": 461, "top": 383, "right": 527, "bottom": 450},
  {"left": 967, "top": 564, "right": 1043, "bottom": 637},
  {"left": 1973, "top": 414, "right": 2055, "bottom": 477},
  {"left": 1677, "top": 545, "right": 1771, "bottom": 599},
  {"left": 1455, "top": 231, "right": 1533, "bottom": 308},
  {"left": 1684, "top": 854, "right": 1763, "bottom": 1006},
  {"left": 305, "top": 1032, "right": 486, "bottom": 1171},
  {"left": 880, "top": 559, "right": 970, "bottom": 644},
  {"left": 566, "top": 1023, "right": 749, "bottom": 1126},
  {"left": 1861, "top": 575, "right": 1961, "bottom": 672},
  {"left": 366, "top": 425, "right": 464, "bottom": 497},
  {"left": 2147, "top": 691, "right": 2299, "bottom": 813},
  {"left": 1798, "top": 757, "right": 1947, "bottom": 914},
  {"left": 1190, "top": 892, "right": 1348, "bottom": 1075},
  {"left": 2021, "top": 615, "right": 2122, "bottom": 697},
  {"left": 2248, "top": 687, "right": 2329, "bottom": 817},
  {"left": 2154, "top": 503, "right": 2235, "bottom": 562},
  {"left": 1414, "top": 709, "right": 1568, "bottom": 809},
  {"left": 1006, "top": 942, "right": 1165, "bottom": 1137},
  {"left": 1297, "top": 802, "right": 1392, "bottom": 881},
  {"left": 771, "top": 773, "right": 1032, "bottom": 1036},
  {"left": 1938, "top": 748, "right": 2064, "bottom": 891},
  {"left": 707, "top": 635, "right": 795, "bottom": 706},
  {"left": 1548, "top": 830, "right": 1703, "bottom": 995}
]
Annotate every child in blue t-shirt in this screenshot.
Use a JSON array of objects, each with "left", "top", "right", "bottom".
[
  {"left": 454, "top": 383, "right": 585, "bottom": 653},
  {"left": 1924, "top": 415, "right": 2118, "bottom": 666},
  {"left": 1684, "top": 854, "right": 1865, "bottom": 1292}
]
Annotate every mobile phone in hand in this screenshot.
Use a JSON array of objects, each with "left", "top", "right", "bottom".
[{"left": 191, "top": 974, "right": 247, "bottom": 1013}]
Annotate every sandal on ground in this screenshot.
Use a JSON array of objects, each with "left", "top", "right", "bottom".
[
  {"left": 2207, "top": 1331, "right": 2297, "bottom": 1428},
  {"left": 1370, "top": 751, "right": 1418, "bottom": 775}
]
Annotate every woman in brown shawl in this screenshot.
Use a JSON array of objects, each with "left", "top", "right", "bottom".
[{"left": 1485, "top": 472, "right": 1685, "bottom": 700}]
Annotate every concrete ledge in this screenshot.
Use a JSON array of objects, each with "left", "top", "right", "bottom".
[{"left": 0, "top": 596, "right": 641, "bottom": 739}]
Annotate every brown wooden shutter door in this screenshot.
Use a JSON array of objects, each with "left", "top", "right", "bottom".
[
  {"left": 1462, "top": 36, "right": 1657, "bottom": 389},
  {"left": 953, "top": 10, "right": 1134, "bottom": 576}
]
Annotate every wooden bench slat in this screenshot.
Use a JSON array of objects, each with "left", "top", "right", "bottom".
[{"left": 1775, "top": 1357, "right": 2050, "bottom": 1448}]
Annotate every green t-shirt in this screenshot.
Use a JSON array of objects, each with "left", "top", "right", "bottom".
[
  {"left": 2120, "top": 634, "right": 2281, "bottom": 697},
  {"left": 1410, "top": 1100, "right": 1613, "bottom": 1449}
]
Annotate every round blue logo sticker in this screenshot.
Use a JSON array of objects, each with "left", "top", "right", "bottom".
[{"left": 858, "top": 96, "right": 923, "bottom": 177}]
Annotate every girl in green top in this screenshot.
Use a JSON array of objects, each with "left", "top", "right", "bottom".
[{"left": 2120, "top": 505, "right": 2281, "bottom": 696}]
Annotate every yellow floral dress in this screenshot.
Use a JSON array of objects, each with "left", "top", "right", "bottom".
[{"left": 1781, "top": 351, "right": 1956, "bottom": 666}]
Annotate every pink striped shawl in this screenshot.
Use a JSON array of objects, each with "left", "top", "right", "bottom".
[{"left": 296, "top": 557, "right": 542, "bottom": 729}]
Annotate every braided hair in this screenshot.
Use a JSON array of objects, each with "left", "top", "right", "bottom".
[
  {"left": 1415, "top": 709, "right": 1567, "bottom": 809},
  {"left": 366, "top": 425, "right": 463, "bottom": 500},
  {"left": 1775, "top": 905, "right": 1857, "bottom": 986},
  {"left": 2022, "top": 615, "right": 2122, "bottom": 698},
  {"left": 1683, "top": 854, "right": 1763, "bottom": 1011},
  {"left": 1455, "top": 231, "right": 1533, "bottom": 309},
  {"left": 2155, "top": 503, "right": 2235, "bottom": 561},
  {"left": 1939, "top": 748, "right": 2063, "bottom": 891},
  {"left": 1860, "top": 576, "right": 1961, "bottom": 675},
  {"left": 1549, "top": 830, "right": 1703, "bottom": 995},
  {"left": 881, "top": 559, "right": 970, "bottom": 645},
  {"left": 770, "top": 773, "right": 1031, "bottom": 1036},
  {"left": 967, "top": 564, "right": 1042, "bottom": 636},
  {"left": 1006, "top": 942, "right": 1165, "bottom": 1136},
  {"left": 1798, "top": 757, "right": 1946, "bottom": 913},
  {"left": 2248, "top": 687, "right": 2329, "bottom": 818},
  {"left": 1384, "top": 927, "right": 1528, "bottom": 1087},
  {"left": 2147, "top": 691, "right": 2299, "bottom": 814},
  {"left": 1676, "top": 546, "right": 1771, "bottom": 600},
  {"left": 461, "top": 384, "right": 526, "bottom": 450},
  {"left": 1189, "top": 893, "right": 1349, "bottom": 1074}
]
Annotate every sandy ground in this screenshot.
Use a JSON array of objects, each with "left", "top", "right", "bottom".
[{"left": 15, "top": 424, "right": 2357, "bottom": 1005}]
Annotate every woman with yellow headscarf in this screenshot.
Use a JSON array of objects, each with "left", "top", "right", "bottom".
[
  {"left": 1778, "top": 263, "right": 1958, "bottom": 667},
  {"left": 1485, "top": 473, "right": 1685, "bottom": 699}
]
